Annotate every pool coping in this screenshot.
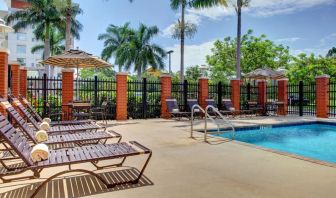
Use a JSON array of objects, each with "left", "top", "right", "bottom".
[{"left": 203, "top": 120, "right": 336, "bottom": 168}]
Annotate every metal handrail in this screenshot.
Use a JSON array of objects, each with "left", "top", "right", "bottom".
[{"left": 190, "top": 104, "right": 235, "bottom": 142}]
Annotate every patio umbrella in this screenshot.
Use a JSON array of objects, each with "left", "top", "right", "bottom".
[
  {"left": 244, "top": 68, "right": 285, "bottom": 80},
  {"left": 40, "top": 49, "right": 112, "bottom": 99}
]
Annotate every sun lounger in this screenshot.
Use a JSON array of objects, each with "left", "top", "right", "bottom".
[
  {"left": 165, "top": 98, "right": 191, "bottom": 120},
  {"left": 222, "top": 99, "right": 254, "bottom": 117},
  {"left": 0, "top": 113, "right": 152, "bottom": 197},
  {"left": 205, "top": 99, "right": 232, "bottom": 116},
  {"left": 18, "top": 95, "right": 93, "bottom": 126}
]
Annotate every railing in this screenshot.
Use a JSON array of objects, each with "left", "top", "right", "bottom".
[{"left": 329, "top": 80, "right": 336, "bottom": 117}]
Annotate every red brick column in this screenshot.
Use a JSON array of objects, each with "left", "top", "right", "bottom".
[
  {"left": 10, "top": 62, "right": 20, "bottom": 97},
  {"left": 116, "top": 72, "right": 128, "bottom": 121},
  {"left": 230, "top": 79, "right": 240, "bottom": 110},
  {"left": 62, "top": 69, "right": 74, "bottom": 120},
  {"left": 160, "top": 74, "right": 172, "bottom": 119},
  {"left": 19, "top": 67, "right": 28, "bottom": 98},
  {"left": 0, "top": 50, "right": 9, "bottom": 116},
  {"left": 277, "top": 79, "right": 288, "bottom": 115},
  {"left": 316, "top": 75, "right": 330, "bottom": 118},
  {"left": 198, "top": 77, "right": 209, "bottom": 109},
  {"left": 258, "top": 80, "right": 267, "bottom": 106}
]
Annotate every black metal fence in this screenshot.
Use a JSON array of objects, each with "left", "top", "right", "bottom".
[
  {"left": 127, "top": 79, "right": 161, "bottom": 119},
  {"left": 172, "top": 80, "right": 198, "bottom": 111},
  {"left": 240, "top": 83, "right": 258, "bottom": 110},
  {"left": 209, "top": 82, "right": 231, "bottom": 108},
  {"left": 329, "top": 81, "right": 336, "bottom": 117},
  {"left": 27, "top": 74, "right": 62, "bottom": 120},
  {"left": 287, "top": 81, "right": 316, "bottom": 116}
]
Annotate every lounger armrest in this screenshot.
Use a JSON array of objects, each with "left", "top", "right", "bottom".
[
  {"left": 107, "top": 130, "right": 122, "bottom": 138},
  {"left": 129, "top": 141, "right": 151, "bottom": 154}
]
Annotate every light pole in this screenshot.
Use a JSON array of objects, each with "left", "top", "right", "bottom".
[{"left": 167, "top": 50, "right": 174, "bottom": 74}]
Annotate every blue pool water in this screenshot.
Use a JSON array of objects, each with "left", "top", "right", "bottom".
[{"left": 218, "top": 123, "right": 336, "bottom": 163}]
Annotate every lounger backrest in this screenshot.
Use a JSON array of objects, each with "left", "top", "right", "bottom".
[
  {"left": 222, "top": 99, "right": 233, "bottom": 110},
  {"left": 19, "top": 95, "right": 43, "bottom": 122},
  {"left": 0, "top": 113, "right": 33, "bottom": 166},
  {"left": 205, "top": 99, "right": 217, "bottom": 108},
  {"left": 1, "top": 101, "right": 37, "bottom": 144},
  {"left": 9, "top": 96, "right": 40, "bottom": 130},
  {"left": 165, "top": 99, "right": 179, "bottom": 113},
  {"left": 187, "top": 99, "right": 199, "bottom": 111}
]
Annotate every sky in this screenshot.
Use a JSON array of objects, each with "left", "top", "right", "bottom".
[{"left": 1, "top": 0, "right": 336, "bottom": 72}]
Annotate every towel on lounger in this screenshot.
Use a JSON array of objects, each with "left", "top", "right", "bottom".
[
  {"left": 42, "top": 118, "right": 51, "bottom": 124},
  {"left": 35, "top": 130, "right": 48, "bottom": 143},
  {"left": 172, "top": 108, "right": 179, "bottom": 113},
  {"left": 39, "top": 122, "right": 50, "bottom": 131},
  {"left": 30, "top": 144, "right": 49, "bottom": 162},
  {"left": 229, "top": 107, "right": 235, "bottom": 111}
]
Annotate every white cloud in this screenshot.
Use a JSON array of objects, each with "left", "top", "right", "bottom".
[
  {"left": 291, "top": 48, "right": 329, "bottom": 56},
  {"left": 165, "top": 40, "right": 216, "bottom": 72},
  {"left": 275, "top": 37, "right": 302, "bottom": 43}
]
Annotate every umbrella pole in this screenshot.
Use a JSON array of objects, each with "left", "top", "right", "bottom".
[{"left": 77, "top": 66, "right": 79, "bottom": 101}]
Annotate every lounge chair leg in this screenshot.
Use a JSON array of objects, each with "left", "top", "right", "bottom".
[
  {"left": 30, "top": 169, "right": 112, "bottom": 198},
  {"left": 132, "top": 151, "right": 152, "bottom": 184}
]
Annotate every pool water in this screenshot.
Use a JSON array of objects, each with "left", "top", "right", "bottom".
[{"left": 218, "top": 123, "right": 336, "bottom": 163}]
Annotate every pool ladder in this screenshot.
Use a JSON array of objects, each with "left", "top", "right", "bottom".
[{"left": 190, "top": 105, "right": 235, "bottom": 142}]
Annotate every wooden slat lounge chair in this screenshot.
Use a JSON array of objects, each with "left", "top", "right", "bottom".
[
  {"left": 165, "top": 98, "right": 191, "bottom": 120},
  {"left": 18, "top": 95, "right": 92, "bottom": 126},
  {"left": 1, "top": 104, "right": 122, "bottom": 146},
  {"left": 3, "top": 97, "right": 104, "bottom": 134},
  {"left": 222, "top": 99, "right": 253, "bottom": 117},
  {"left": 0, "top": 114, "right": 152, "bottom": 198}
]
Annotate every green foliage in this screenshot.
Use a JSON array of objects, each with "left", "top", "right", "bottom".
[
  {"left": 206, "top": 29, "right": 291, "bottom": 82},
  {"left": 80, "top": 67, "right": 116, "bottom": 79},
  {"left": 327, "top": 47, "right": 336, "bottom": 58},
  {"left": 286, "top": 54, "right": 336, "bottom": 83},
  {"left": 185, "top": 65, "right": 202, "bottom": 81},
  {"left": 171, "top": 20, "right": 197, "bottom": 40},
  {"left": 31, "top": 27, "right": 65, "bottom": 56}
]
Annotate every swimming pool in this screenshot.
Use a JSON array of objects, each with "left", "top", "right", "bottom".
[{"left": 217, "top": 122, "right": 336, "bottom": 164}]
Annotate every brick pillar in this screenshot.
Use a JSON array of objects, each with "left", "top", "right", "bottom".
[
  {"left": 160, "top": 74, "right": 172, "bottom": 119},
  {"left": 10, "top": 62, "right": 20, "bottom": 97},
  {"left": 258, "top": 80, "right": 267, "bottom": 106},
  {"left": 198, "top": 77, "right": 209, "bottom": 109},
  {"left": 230, "top": 79, "right": 240, "bottom": 110},
  {"left": 116, "top": 72, "right": 128, "bottom": 121},
  {"left": 316, "top": 75, "right": 330, "bottom": 118},
  {"left": 0, "top": 49, "right": 9, "bottom": 116},
  {"left": 277, "top": 79, "right": 288, "bottom": 115},
  {"left": 19, "top": 67, "right": 28, "bottom": 98},
  {"left": 62, "top": 69, "right": 74, "bottom": 120}
]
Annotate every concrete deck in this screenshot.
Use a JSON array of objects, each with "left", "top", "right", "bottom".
[{"left": 1, "top": 116, "right": 336, "bottom": 198}]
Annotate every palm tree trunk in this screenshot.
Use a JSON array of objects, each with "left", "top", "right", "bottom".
[
  {"left": 65, "top": 0, "right": 72, "bottom": 51},
  {"left": 137, "top": 66, "right": 142, "bottom": 80},
  {"left": 236, "top": 0, "right": 242, "bottom": 80},
  {"left": 44, "top": 22, "right": 51, "bottom": 77},
  {"left": 180, "top": 0, "right": 185, "bottom": 82}
]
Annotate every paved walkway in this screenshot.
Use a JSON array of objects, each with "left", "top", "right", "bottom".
[{"left": 0, "top": 116, "right": 336, "bottom": 198}]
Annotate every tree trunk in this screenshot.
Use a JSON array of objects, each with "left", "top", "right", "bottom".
[
  {"left": 137, "top": 66, "right": 142, "bottom": 80},
  {"left": 44, "top": 22, "right": 51, "bottom": 77},
  {"left": 236, "top": 0, "right": 242, "bottom": 80},
  {"left": 65, "top": 0, "right": 72, "bottom": 51},
  {"left": 180, "top": 0, "right": 185, "bottom": 82}
]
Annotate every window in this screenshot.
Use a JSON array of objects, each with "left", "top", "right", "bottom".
[
  {"left": 31, "top": 63, "right": 34, "bottom": 67},
  {"left": 17, "top": 58, "right": 26, "bottom": 66},
  {"left": 16, "top": 33, "right": 27, "bottom": 41},
  {"left": 17, "top": 45, "right": 26, "bottom": 54}
]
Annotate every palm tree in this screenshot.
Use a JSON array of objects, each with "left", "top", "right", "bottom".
[
  {"left": 98, "top": 23, "right": 133, "bottom": 72},
  {"left": 117, "top": 24, "right": 166, "bottom": 79},
  {"left": 327, "top": 47, "right": 336, "bottom": 58},
  {"left": 31, "top": 27, "right": 65, "bottom": 57},
  {"left": 6, "top": 0, "right": 62, "bottom": 76},
  {"left": 171, "top": 20, "right": 197, "bottom": 40},
  {"left": 170, "top": 0, "right": 227, "bottom": 81}
]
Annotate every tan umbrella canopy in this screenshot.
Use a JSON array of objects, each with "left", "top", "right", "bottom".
[
  {"left": 244, "top": 68, "right": 285, "bottom": 80},
  {"left": 41, "top": 49, "right": 112, "bottom": 99}
]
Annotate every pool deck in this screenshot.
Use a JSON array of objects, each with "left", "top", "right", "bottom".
[{"left": 1, "top": 116, "right": 336, "bottom": 197}]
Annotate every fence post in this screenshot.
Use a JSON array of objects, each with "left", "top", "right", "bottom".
[
  {"left": 116, "top": 72, "right": 128, "bottom": 120},
  {"left": 299, "top": 81, "right": 304, "bottom": 116},
  {"left": 9, "top": 62, "right": 20, "bottom": 97},
  {"left": 247, "top": 82, "right": 251, "bottom": 101},
  {"left": 316, "top": 75, "right": 330, "bottom": 118},
  {"left": 19, "top": 67, "right": 28, "bottom": 98},
  {"left": 0, "top": 49, "right": 8, "bottom": 116},
  {"left": 183, "top": 80, "right": 188, "bottom": 111},
  {"left": 217, "top": 81, "right": 222, "bottom": 109},
  {"left": 42, "top": 73, "right": 48, "bottom": 117},
  {"left": 61, "top": 69, "right": 74, "bottom": 120},
  {"left": 230, "top": 79, "right": 240, "bottom": 110},
  {"left": 142, "top": 78, "right": 147, "bottom": 119},
  {"left": 258, "top": 80, "right": 267, "bottom": 108},
  {"left": 198, "top": 77, "right": 209, "bottom": 109},
  {"left": 94, "top": 75, "right": 98, "bottom": 106},
  {"left": 160, "top": 74, "right": 172, "bottom": 119},
  {"left": 277, "top": 78, "right": 288, "bottom": 115}
]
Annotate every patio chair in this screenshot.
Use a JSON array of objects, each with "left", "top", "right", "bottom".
[
  {"left": 247, "top": 101, "right": 265, "bottom": 116},
  {"left": 187, "top": 99, "right": 203, "bottom": 117},
  {"left": 72, "top": 100, "right": 92, "bottom": 120},
  {"left": 0, "top": 113, "right": 152, "bottom": 198},
  {"left": 222, "top": 99, "right": 254, "bottom": 117},
  {"left": 91, "top": 100, "right": 109, "bottom": 124},
  {"left": 3, "top": 97, "right": 104, "bottom": 134},
  {"left": 2, "top": 103, "right": 122, "bottom": 147},
  {"left": 205, "top": 99, "right": 231, "bottom": 117},
  {"left": 19, "top": 95, "right": 92, "bottom": 126},
  {"left": 165, "top": 98, "right": 191, "bottom": 120}
]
